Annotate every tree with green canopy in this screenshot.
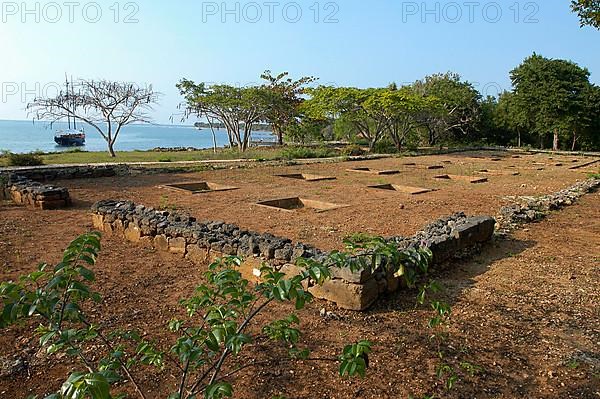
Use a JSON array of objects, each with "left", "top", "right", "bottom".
[
  {"left": 260, "top": 70, "right": 316, "bottom": 145},
  {"left": 494, "top": 91, "right": 534, "bottom": 147},
  {"left": 571, "top": 0, "right": 600, "bottom": 29},
  {"left": 379, "top": 86, "right": 441, "bottom": 150},
  {"left": 510, "top": 53, "right": 592, "bottom": 150},
  {"left": 303, "top": 86, "right": 390, "bottom": 151},
  {"left": 177, "top": 80, "right": 269, "bottom": 152},
  {"left": 411, "top": 73, "right": 481, "bottom": 146}
]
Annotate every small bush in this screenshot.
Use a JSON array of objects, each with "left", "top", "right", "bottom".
[
  {"left": 372, "top": 140, "right": 398, "bottom": 154},
  {"left": 65, "top": 148, "right": 86, "bottom": 154},
  {"left": 158, "top": 156, "right": 172, "bottom": 163},
  {"left": 280, "top": 146, "right": 338, "bottom": 160},
  {"left": 341, "top": 144, "right": 366, "bottom": 157},
  {"left": 6, "top": 152, "right": 44, "bottom": 166}
]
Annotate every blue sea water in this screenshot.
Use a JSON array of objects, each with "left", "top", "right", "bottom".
[{"left": 0, "top": 120, "right": 275, "bottom": 154}]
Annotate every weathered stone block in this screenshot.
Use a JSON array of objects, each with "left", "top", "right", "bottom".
[
  {"left": 153, "top": 235, "right": 169, "bottom": 252},
  {"left": 113, "top": 219, "right": 126, "bottom": 233},
  {"left": 102, "top": 222, "right": 114, "bottom": 236},
  {"left": 309, "top": 278, "right": 379, "bottom": 311},
  {"left": 169, "top": 237, "right": 187, "bottom": 256},
  {"left": 330, "top": 266, "right": 373, "bottom": 284},
  {"left": 239, "top": 257, "right": 264, "bottom": 283},
  {"left": 92, "top": 214, "right": 104, "bottom": 229},
  {"left": 124, "top": 225, "right": 142, "bottom": 242},
  {"left": 186, "top": 245, "right": 210, "bottom": 264}
]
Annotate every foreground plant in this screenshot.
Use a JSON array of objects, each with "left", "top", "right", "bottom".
[{"left": 0, "top": 233, "right": 406, "bottom": 398}]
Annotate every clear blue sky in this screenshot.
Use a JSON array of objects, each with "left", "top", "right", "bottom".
[{"left": 1, "top": 0, "right": 598, "bottom": 123}]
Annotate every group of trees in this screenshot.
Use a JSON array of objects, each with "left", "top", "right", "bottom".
[
  {"left": 175, "top": 55, "right": 599, "bottom": 153},
  {"left": 177, "top": 71, "right": 315, "bottom": 152},
  {"left": 299, "top": 74, "right": 482, "bottom": 151},
  {"left": 27, "top": 64, "right": 598, "bottom": 155}
]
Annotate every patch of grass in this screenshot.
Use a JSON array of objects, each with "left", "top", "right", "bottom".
[
  {"left": 566, "top": 360, "right": 580, "bottom": 370},
  {"left": 279, "top": 146, "right": 339, "bottom": 160},
  {"left": 0, "top": 146, "right": 343, "bottom": 166},
  {"left": 3, "top": 151, "right": 44, "bottom": 166}
]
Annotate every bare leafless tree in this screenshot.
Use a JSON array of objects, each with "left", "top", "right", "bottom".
[{"left": 28, "top": 79, "right": 159, "bottom": 157}]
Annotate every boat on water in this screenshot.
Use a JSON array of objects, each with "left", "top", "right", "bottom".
[
  {"left": 54, "top": 75, "right": 86, "bottom": 147},
  {"left": 54, "top": 129, "right": 85, "bottom": 147}
]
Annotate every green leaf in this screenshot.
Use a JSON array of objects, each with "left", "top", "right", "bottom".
[{"left": 205, "top": 382, "right": 233, "bottom": 399}]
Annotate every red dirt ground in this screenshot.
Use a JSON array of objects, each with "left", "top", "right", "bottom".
[{"left": 0, "top": 151, "right": 599, "bottom": 398}]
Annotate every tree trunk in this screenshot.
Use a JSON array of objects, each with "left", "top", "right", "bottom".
[
  {"left": 517, "top": 130, "right": 521, "bottom": 147},
  {"left": 108, "top": 141, "right": 116, "bottom": 157},
  {"left": 207, "top": 119, "right": 218, "bottom": 153},
  {"left": 428, "top": 127, "right": 436, "bottom": 146},
  {"left": 540, "top": 134, "right": 544, "bottom": 150},
  {"left": 571, "top": 132, "right": 577, "bottom": 151},
  {"left": 274, "top": 126, "right": 284, "bottom": 146},
  {"left": 553, "top": 129, "right": 559, "bottom": 151}
]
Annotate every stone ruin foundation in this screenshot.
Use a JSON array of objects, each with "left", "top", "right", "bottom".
[
  {"left": 275, "top": 173, "right": 336, "bottom": 182},
  {"left": 91, "top": 200, "right": 495, "bottom": 310},
  {"left": 162, "top": 182, "right": 239, "bottom": 194},
  {"left": 255, "top": 197, "right": 349, "bottom": 213},
  {"left": 0, "top": 174, "right": 71, "bottom": 210}
]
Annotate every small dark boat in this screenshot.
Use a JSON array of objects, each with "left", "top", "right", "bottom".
[
  {"left": 54, "top": 75, "right": 85, "bottom": 147},
  {"left": 54, "top": 129, "right": 85, "bottom": 147}
]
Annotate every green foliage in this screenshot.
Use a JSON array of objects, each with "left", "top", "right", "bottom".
[
  {"left": 571, "top": 0, "right": 600, "bottom": 28},
  {"left": 412, "top": 73, "right": 482, "bottom": 146},
  {"left": 260, "top": 71, "right": 317, "bottom": 145},
  {"left": 339, "top": 340, "right": 372, "bottom": 378},
  {"left": 339, "top": 235, "right": 433, "bottom": 288},
  {"left": 510, "top": 53, "right": 593, "bottom": 150},
  {"left": 4, "top": 151, "right": 44, "bottom": 166},
  {"left": 279, "top": 146, "right": 337, "bottom": 160},
  {"left": 1, "top": 231, "right": 444, "bottom": 399},
  {"left": 340, "top": 144, "right": 366, "bottom": 157}
]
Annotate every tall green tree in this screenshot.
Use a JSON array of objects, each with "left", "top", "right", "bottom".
[
  {"left": 380, "top": 86, "right": 440, "bottom": 150},
  {"left": 303, "top": 86, "right": 389, "bottom": 151},
  {"left": 510, "top": 53, "right": 591, "bottom": 150},
  {"left": 494, "top": 91, "right": 533, "bottom": 147},
  {"left": 178, "top": 80, "right": 268, "bottom": 152},
  {"left": 412, "top": 73, "right": 481, "bottom": 146},
  {"left": 571, "top": 0, "right": 600, "bottom": 29},
  {"left": 260, "top": 71, "right": 316, "bottom": 145}
]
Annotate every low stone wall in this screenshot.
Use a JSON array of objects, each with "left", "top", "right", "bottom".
[
  {"left": 496, "top": 178, "right": 600, "bottom": 233},
  {"left": 1, "top": 164, "right": 127, "bottom": 181},
  {"left": 91, "top": 200, "right": 495, "bottom": 310},
  {"left": 1, "top": 175, "right": 71, "bottom": 209}
]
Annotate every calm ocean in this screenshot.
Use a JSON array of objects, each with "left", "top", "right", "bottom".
[{"left": 0, "top": 120, "right": 275, "bottom": 154}]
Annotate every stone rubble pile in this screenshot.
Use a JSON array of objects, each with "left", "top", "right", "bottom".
[
  {"left": 497, "top": 178, "right": 600, "bottom": 233},
  {"left": 0, "top": 174, "right": 71, "bottom": 209},
  {"left": 91, "top": 200, "right": 495, "bottom": 310}
]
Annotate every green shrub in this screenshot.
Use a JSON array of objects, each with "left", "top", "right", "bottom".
[
  {"left": 341, "top": 144, "right": 366, "bottom": 157},
  {"left": 65, "top": 147, "right": 86, "bottom": 153},
  {"left": 372, "top": 140, "right": 398, "bottom": 154},
  {"left": 280, "top": 146, "right": 337, "bottom": 160},
  {"left": 158, "top": 156, "right": 172, "bottom": 162},
  {"left": 6, "top": 152, "right": 44, "bottom": 166}
]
